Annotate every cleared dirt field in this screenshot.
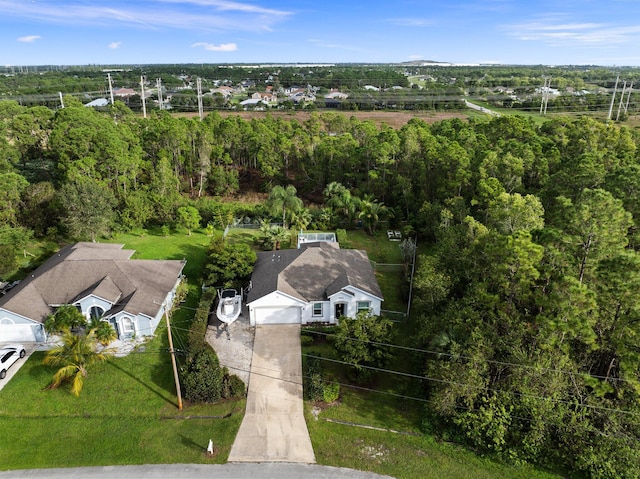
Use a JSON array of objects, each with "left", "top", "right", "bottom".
[{"left": 178, "top": 109, "right": 471, "bottom": 129}]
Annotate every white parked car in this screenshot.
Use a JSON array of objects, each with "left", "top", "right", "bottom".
[{"left": 0, "top": 344, "right": 26, "bottom": 379}]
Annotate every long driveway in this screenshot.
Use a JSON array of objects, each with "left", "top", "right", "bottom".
[{"left": 228, "top": 324, "right": 316, "bottom": 463}]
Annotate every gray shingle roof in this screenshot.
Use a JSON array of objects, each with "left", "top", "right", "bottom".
[
  {"left": 0, "top": 243, "right": 185, "bottom": 323},
  {"left": 247, "top": 243, "right": 382, "bottom": 304}
]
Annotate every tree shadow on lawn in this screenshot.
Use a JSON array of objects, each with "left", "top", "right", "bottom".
[
  {"left": 178, "top": 433, "right": 207, "bottom": 451},
  {"left": 107, "top": 360, "right": 177, "bottom": 408}
]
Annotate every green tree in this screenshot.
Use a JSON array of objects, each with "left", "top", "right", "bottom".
[
  {"left": 57, "top": 177, "right": 116, "bottom": 242},
  {"left": 0, "top": 172, "right": 29, "bottom": 226},
  {"left": 267, "top": 184, "right": 303, "bottom": 228},
  {"left": 564, "top": 188, "right": 633, "bottom": 284},
  {"left": 0, "top": 225, "right": 33, "bottom": 278},
  {"left": 486, "top": 192, "right": 545, "bottom": 235},
  {"left": 177, "top": 205, "right": 201, "bottom": 236},
  {"left": 332, "top": 311, "right": 393, "bottom": 384},
  {"left": 204, "top": 236, "right": 257, "bottom": 289},
  {"left": 43, "top": 329, "right": 112, "bottom": 396},
  {"left": 19, "top": 181, "right": 57, "bottom": 236}
]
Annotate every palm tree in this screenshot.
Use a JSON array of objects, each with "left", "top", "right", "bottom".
[
  {"left": 289, "top": 208, "right": 312, "bottom": 232},
  {"left": 324, "top": 181, "right": 356, "bottom": 227},
  {"left": 43, "top": 330, "right": 112, "bottom": 396},
  {"left": 89, "top": 318, "right": 117, "bottom": 346},
  {"left": 261, "top": 224, "right": 291, "bottom": 250},
  {"left": 44, "top": 304, "right": 87, "bottom": 334},
  {"left": 267, "top": 185, "right": 303, "bottom": 228},
  {"left": 358, "top": 194, "right": 387, "bottom": 235}
]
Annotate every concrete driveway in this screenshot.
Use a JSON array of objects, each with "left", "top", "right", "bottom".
[
  {"left": 0, "top": 343, "right": 36, "bottom": 391},
  {"left": 228, "top": 324, "right": 316, "bottom": 463}
]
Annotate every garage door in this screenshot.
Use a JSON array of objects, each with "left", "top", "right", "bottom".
[
  {"left": 0, "top": 324, "right": 38, "bottom": 342},
  {"left": 254, "top": 306, "right": 300, "bottom": 325}
]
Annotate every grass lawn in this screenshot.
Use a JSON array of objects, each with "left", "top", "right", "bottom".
[{"left": 0, "top": 227, "right": 246, "bottom": 471}]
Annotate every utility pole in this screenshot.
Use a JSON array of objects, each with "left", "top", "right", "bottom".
[
  {"left": 107, "top": 73, "right": 115, "bottom": 105},
  {"left": 539, "top": 78, "right": 551, "bottom": 115},
  {"left": 616, "top": 81, "right": 627, "bottom": 121},
  {"left": 156, "top": 78, "right": 163, "bottom": 110},
  {"left": 608, "top": 74, "right": 619, "bottom": 120},
  {"left": 196, "top": 77, "right": 204, "bottom": 120},
  {"left": 625, "top": 82, "right": 634, "bottom": 115},
  {"left": 140, "top": 76, "right": 147, "bottom": 119},
  {"left": 59, "top": 92, "right": 64, "bottom": 109},
  {"left": 543, "top": 78, "right": 550, "bottom": 115},
  {"left": 165, "top": 307, "right": 183, "bottom": 410}
]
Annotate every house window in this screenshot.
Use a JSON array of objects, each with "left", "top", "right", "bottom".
[
  {"left": 312, "top": 303, "right": 323, "bottom": 317},
  {"left": 89, "top": 306, "right": 104, "bottom": 321},
  {"left": 356, "top": 301, "right": 371, "bottom": 313},
  {"left": 122, "top": 317, "right": 135, "bottom": 333}
]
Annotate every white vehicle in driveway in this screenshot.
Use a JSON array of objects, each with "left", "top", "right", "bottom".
[{"left": 0, "top": 344, "right": 26, "bottom": 379}]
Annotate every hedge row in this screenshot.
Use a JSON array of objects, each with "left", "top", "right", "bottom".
[{"left": 180, "top": 287, "right": 245, "bottom": 403}]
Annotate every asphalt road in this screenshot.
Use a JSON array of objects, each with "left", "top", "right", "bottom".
[{"left": 0, "top": 464, "right": 395, "bottom": 479}]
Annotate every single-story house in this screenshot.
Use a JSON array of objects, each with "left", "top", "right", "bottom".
[
  {"left": 84, "top": 98, "right": 109, "bottom": 107},
  {"left": 246, "top": 242, "right": 382, "bottom": 326},
  {"left": 0, "top": 243, "right": 185, "bottom": 343}
]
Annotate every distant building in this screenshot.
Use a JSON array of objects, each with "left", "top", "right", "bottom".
[{"left": 84, "top": 98, "right": 109, "bottom": 107}]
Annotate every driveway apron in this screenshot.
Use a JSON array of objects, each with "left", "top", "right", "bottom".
[{"left": 228, "top": 324, "right": 316, "bottom": 463}]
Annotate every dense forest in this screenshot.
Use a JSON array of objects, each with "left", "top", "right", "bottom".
[{"left": 1, "top": 96, "right": 640, "bottom": 477}]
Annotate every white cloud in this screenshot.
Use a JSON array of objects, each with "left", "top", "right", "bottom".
[
  {"left": 191, "top": 41, "right": 237, "bottom": 51},
  {"left": 307, "top": 38, "right": 368, "bottom": 53},
  {"left": 0, "top": 0, "right": 292, "bottom": 32},
  {"left": 109, "top": 41, "right": 122, "bottom": 49},
  {"left": 506, "top": 16, "right": 640, "bottom": 46},
  {"left": 17, "top": 35, "right": 40, "bottom": 43},
  {"left": 157, "top": 0, "right": 289, "bottom": 16},
  {"left": 389, "top": 18, "right": 433, "bottom": 27}
]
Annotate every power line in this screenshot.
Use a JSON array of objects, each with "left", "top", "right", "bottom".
[
  {"left": 302, "top": 329, "right": 637, "bottom": 385},
  {"left": 302, "top": 353, "right": 640, "bottom": 417}
]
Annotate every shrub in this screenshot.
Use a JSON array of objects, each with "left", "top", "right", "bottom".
[
  {"left": 303, "top": 354, "right": 324, "bottom": 401},
  {"left": 181, "top": 345, "right": 224, "bottom": 403},
  {"left": 222, "top": 369, "right": 246, "bottom": 398},
  {"left": 322, "top": 378, "right": 340, "bottom": 403},
  {"left": 336, "top": 229, "right": 349, "bottom": 247},
  {"left": 180, "top": 287, "right": 230, "bottom": 403},
  {"left": 300, "top": 334, "right": 314, "bottom": 347}
]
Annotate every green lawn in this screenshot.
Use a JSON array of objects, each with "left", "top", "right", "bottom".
[{"left": 0, "top": 227, "right": 246, "bottom": 471}]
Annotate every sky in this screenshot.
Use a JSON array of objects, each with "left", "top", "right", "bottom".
[{"left": 2, "top": 0, "right": 640, "bottom": 66}]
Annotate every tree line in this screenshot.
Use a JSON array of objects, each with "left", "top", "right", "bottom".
[{"left": 2, "top": 97, "right": 640, "bottom": 476}]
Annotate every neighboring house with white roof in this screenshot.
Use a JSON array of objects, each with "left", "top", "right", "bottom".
[
  {"left": 246, "top": 242, "right": 383, "bottom": 326},
  {"left": 239, "top": 98, "right": 266, "bottom": 110},
  {"left": 325, "top": 91, "right": 349, "bottom": 100},
  {"left": 210, "top": 86, "right": 235, "bottom": 98},
  {"left": 84, "top": 98, "right": 109, "bottom": 107},
  {"left": 0, "top": 243, "right": 185, "bottom": 343}
]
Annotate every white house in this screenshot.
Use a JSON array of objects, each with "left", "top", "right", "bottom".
[
  {"left": 246, "top": 242, "right": 383, "bottom": 326},
  {"left": 0, "top": 243, "right": 185, "bottom": 343}
]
